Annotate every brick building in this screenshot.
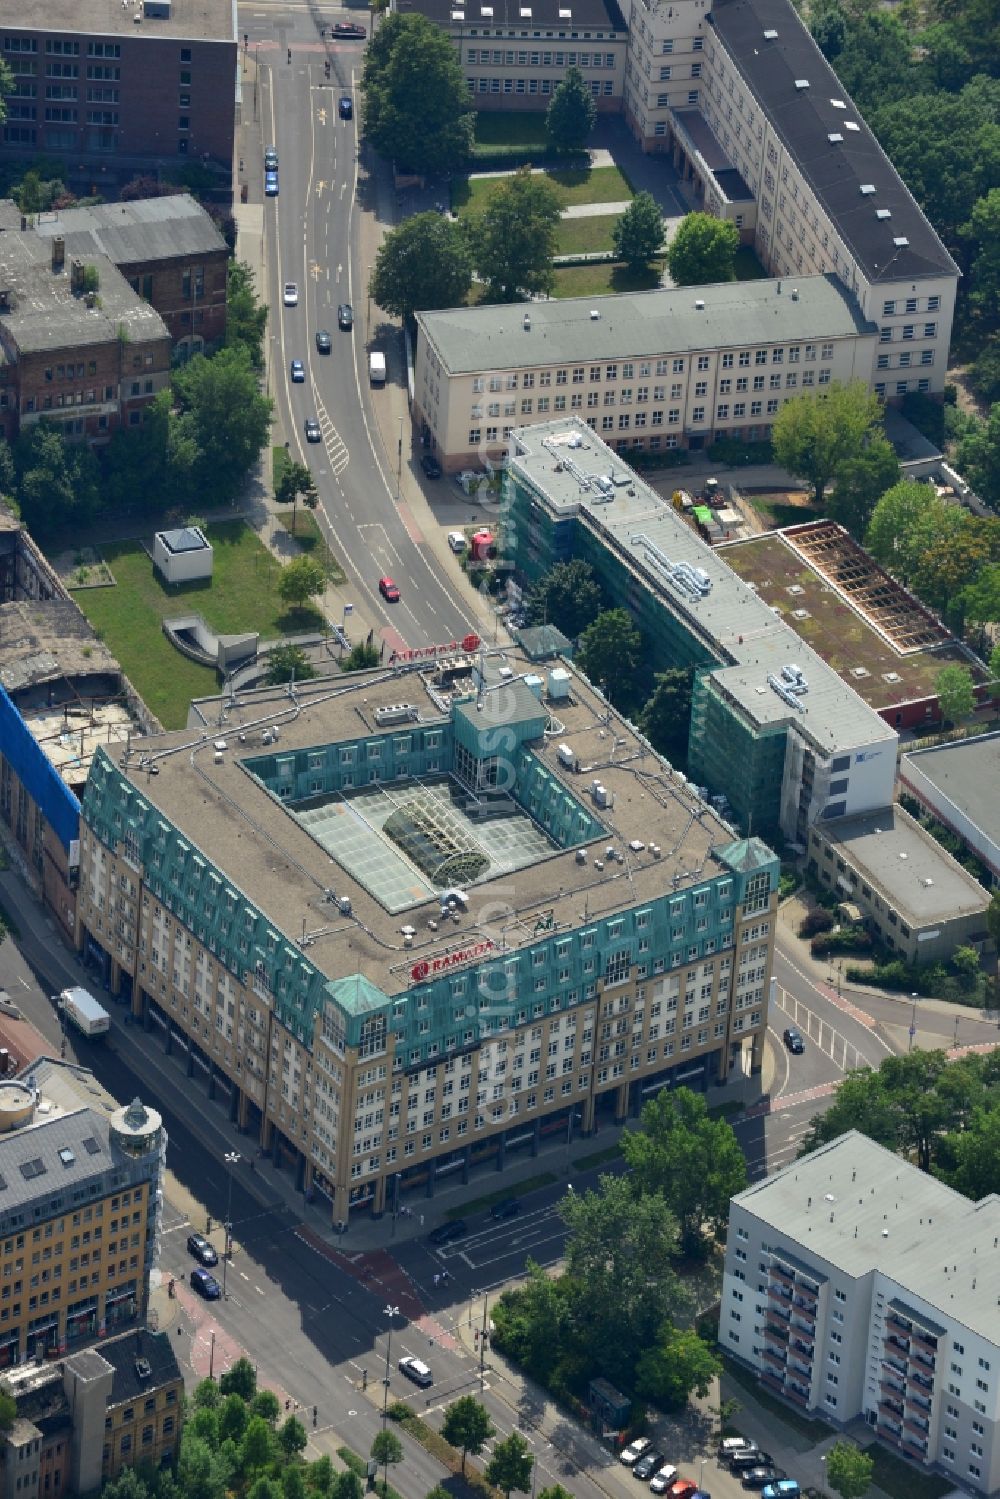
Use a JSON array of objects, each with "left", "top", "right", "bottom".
[{"left": 0, "top": 0, "right": 236, "bottom": 205}]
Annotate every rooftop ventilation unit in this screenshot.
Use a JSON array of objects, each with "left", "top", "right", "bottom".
[
  {"left": 828, "top": 133, "right": 843, "bottom": 143},
  {"left": 763, "top": 27, "right": 778, "bottom": 38},
  {"left": 768, "top": 673, "right": 807, "bottom": 712},
  {"left": 876, "top": 208, "right": 891, "bottom": 219},
  {"left": 794, "top": 78, "right": 809, "bottom": 89},
  {"left": 860, "top": 183, "right": 876, "bottom": 195},
  {"left": 590, "top": 308, "right": 601, "bottom": 320},
  {"left": 135, "top": 1359, "right": 152, "bottom": 1381},
  {"left": 845, "top": 121, "right": 860, "bottom": 131},
  {"left": 830, "top": 97, "right": 846, "bottom": 108},
  {"left": 893, "top": 236, "right": 910, "bottom": 247},
  {"left": 481, "top": 4, "right": 492, "bottom": 11},
  {"left": 375, "top": 703, "right": 418, "bottom": 725},
  {"left": 695, "top": 298, "right": 705, "bottom": 309},
  {"left": 523, "top": 312, "right": 531, "bottom": 330}
]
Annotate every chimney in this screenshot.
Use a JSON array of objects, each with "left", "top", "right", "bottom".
[
  {"left": 52, "top": 236, "right": 65, "bottom": 273},
  {"left": 70, "top": 258, "right": 85, "bottom": 293}
]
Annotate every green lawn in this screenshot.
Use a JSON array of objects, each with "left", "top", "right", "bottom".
[
  {"left": 453, "top": 163, "right": 633, "bottom": 216},
  {"left": 750, "top": 493, "right": 816, "bottom": 529},
  {"left": 554, "top": 213, "right": 621, "bottom": 255},
  {"left": 864, "top": 1445, "right": 953, "bottom": 1499},
  {"left": 73, "top": 521, "right": 323, "bottom": 729},
  {"left": 276, "top": 510, "right": 347, "bottom": 582},
  {"left": 472, "top": 112, "right": 549, "bottom": 149},
  {"left": 551, "top": 260, "right": 664, "bottom": 298}
]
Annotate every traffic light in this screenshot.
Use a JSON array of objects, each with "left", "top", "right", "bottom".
[
  {"left": 313, "top": 1406, "right": 318, "bottom": 1427},
  {"left": 325, "top": 60, "right": 331, "bottom": 77}
]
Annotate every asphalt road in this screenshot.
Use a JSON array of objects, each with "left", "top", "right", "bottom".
[{"left": 242, "top": 4, "right": 476, "bottom": 652}]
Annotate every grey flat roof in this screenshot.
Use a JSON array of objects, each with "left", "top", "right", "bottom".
[
  {"left": 0, "top": 1103, "right": 112, "bottom": 1216},
  {"left": 31, "top": 196, "right": 227, "bottom": 267},
  {"left": 159, "top": 526, "right": 209, "bottom": 554},
  {"left": 0, "top": 235, "right": 167, "bottom": 354},
  {"left": 733, "top": 1131, "right": 1000, "bottom": 1343},
  {"left": 418, "top": 274, "right": 873, "bottom": 375},
  {"left": 708, "top": 0, "right": 957, "bottom": 284},
  {"left": 817, "top": 804, "right": 989, "bottom": 927},
  {"left": 4, "top": 0, "right": 235, "bottom": 43},
  {"left": 510, "top": 419, "right": 894, "bottom": 756},
  {"left": 900, "top": 735, "right": 1000, "bottom": 855},
  {"left": 403, "top": 0, "right": 626, "bottom": 33}
]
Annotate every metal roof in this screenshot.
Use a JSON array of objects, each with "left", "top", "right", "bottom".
[
  {"left": 31, "top": 195, "right": 227, "bottom": 267},
  {"left": 402, "top": 0, "right": 626, "bottom": 33}
]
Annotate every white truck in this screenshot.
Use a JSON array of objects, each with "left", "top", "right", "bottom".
[
  {"left": 57, "top": 987, "right": 110, "bottom": 1039},
  {"left": 369, "top": 351, "right": 386, "bottom": 387}
]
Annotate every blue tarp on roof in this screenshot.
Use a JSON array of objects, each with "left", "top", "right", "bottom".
[{"left": 0, "top": 684, "right": 80, "bottom": 851}]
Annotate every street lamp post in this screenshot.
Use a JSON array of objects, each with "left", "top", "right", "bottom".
[
  {"left": 222, "top": 1151, "right": 240, "bottom": 1300},
  {"left": 396, "top": 416, "right": 404, "bottom": 502},
  {"left": 479, "top": 1290, "right": 489, "bottom": 1391},
  {"left": 909, "top": 992, "right": 918, "bottom": 1052},
  {"left": 381, "top": 1305, "right": 399, "bottom": 1493}
]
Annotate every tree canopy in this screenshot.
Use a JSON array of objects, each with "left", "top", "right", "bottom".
[
  {"left": 637, "top": 668, "right": 694, "bottom": 768},
  {"left": 576, "top": 608, "right": 642, "bottom": 707},
  {"left": 473, "top": 167, "right": 562, "bottom": 302},
  {"left": 485, "top": 1432, "right": 534, "bottom": 1499},
  {"left": 771, "top": 381, "right": 887, "bottom": 508},
  {"left": 612, "top": 192, "right": 666, "bottom": 270},
  {"left": 277, "top": 555, "right": 327, "bottom": 609},
  {"left": 665, "top": 212, "right": 739, "bottom": 286},
  {"left": 545, "top": 66, "right": 597, "bottom": 152},
  {"left": 934, "top": 664, "right": 976, "bottom": 724},
  {"left": 825, "top": 1442, "right": 874, "bottom": 1499},
  {"left": 361, "top": 12, "right": 474, "bottom": 174},
  {"left": 369, "top": 213, "right": 473, "bottom": 325},
  {"left": 525, "top": 559, "right": 603, "bottom": 638},
  {"left": 441, "top": 1396, "right": 494, "bottom": 1473}
]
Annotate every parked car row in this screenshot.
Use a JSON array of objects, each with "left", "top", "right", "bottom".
[{"left": 618, "top": 1434, "right": 798, "bottom": 1499}]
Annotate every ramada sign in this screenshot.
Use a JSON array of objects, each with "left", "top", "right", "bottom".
[
  {"left": 393, "top": 633, "right": 481, "bottom": 665},
  {"left": 410, "top": 938, "right": 495, "bottom": 983}
]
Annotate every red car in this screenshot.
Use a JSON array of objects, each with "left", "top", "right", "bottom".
[
  {"left": 667, "top": 1482, "right": 698, "bottom": 1499},
  {"left": 379, "top": 576, "right": 400, "bottom": 602}
]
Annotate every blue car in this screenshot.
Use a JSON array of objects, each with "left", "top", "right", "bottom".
[
  {"left": 264, "top": 171, "right": 279, "bottom": 196},
  {"left": 290, "top": 359, "right": 305, "bottom": 383},
  {"left": 762, "top": 1484, "right": 799, "bottom": 1499},
  {"left": 191, "top": 1267, "right": 221, "bottom": 1300}
]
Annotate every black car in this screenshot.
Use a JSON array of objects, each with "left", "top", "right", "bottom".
[
  {"left": 731, "top": 1452, "right": 772, "bottom": 1473},
  {"left": 339, "top": 95, "right": 353, "bottom": 119},
  {"left": 741, "top": 1470, "right": 779, "bottom": 1491},
  {"left": 428, "top": 1218, "right": 467, "bottom": 1246},
  {"left": 186, "top": 1231, "right": 219, "bottom": 1267},
  {"left": 783, "top": 1027, "right": 805, "bottom": 1054},
  {"left": 632, "top": 1453, "right": 665, "bottom": 1482},
  {"left": 338, "top": 302, "right": 354, "bottom": 330},
  {"left": 332, "top": 21, "right": 367, "bottom": 37},
  {"left": 420, "top": 453, "right": 442, "bottom": 480},
  {"left": 316, "top": 329, "right": 332, "bottom": 354},
  {"left": 304, "top": 417, "right": 322, "bottom": 442},
  {"left": 490, "top": 1197, "right": 520, "bottom": 1221}
]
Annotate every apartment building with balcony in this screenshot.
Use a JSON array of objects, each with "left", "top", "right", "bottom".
[
  {"left": 721, "top": 1131, "right": 1000, "bottom": 1496},
  {"left": 0, "top": 0, "right": 236, "bottom": 204},
  {"left": 74, "top": 649, "right": 778, "bottom": 1224}
]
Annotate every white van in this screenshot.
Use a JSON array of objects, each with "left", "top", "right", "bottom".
[{"left": 447, "top": 531, "right": 467, "bottom": 553}]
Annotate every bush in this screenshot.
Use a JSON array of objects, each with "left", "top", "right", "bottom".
[
  {"left": 799, "top": 907, "right": 835, "bottom": 938},
  {"left": 779, "top": 868, "right": 801, "bottom": 899},
  {"left": 811, "top": 927, "right": 874, "bottom": 957},
  {"left": 705, "top": 437, "right": 773, "bottom": 467}
]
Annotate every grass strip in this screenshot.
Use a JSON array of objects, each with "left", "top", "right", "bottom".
[
  {"left": 388, "top": 1404, "right": 500, "bottom": 1499},
  {"left": 573, "top": 1144, "right": 622, "bottom": 1170},
  {"left": 722, "top": 1358, "right": 832, "bottom": 1444},
  {"left": 337, "top": 1445, "right": 405, "bottom": 1499}
]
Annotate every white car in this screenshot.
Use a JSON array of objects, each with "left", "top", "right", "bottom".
[
  {"left": 447, "top": 531, "right": 467, "bottom": 553},
  {"left": 283, "top": 282, "right": 299, "bottom": 307},
  {"left": 621, "top": 1438, "right": 652, "bottom": 1467},
  {"left": 649, "top": 1467, "right": 678, "bottom": 1494}
]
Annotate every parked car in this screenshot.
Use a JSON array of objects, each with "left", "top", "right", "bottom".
[
  {"left": 666, "top": 1480, "right": 698, "bottom": 1499},
  {"left": 731, "top": 1452, "right": 772, "bottom": 1473},
  {"left": 316, "top": 329, "right": 332, "bottom": 353},
  {"left": 783, "top": 1028, "right": 805, "bottom": 1054},
  {"left": 741, "top": 1470, "right": 778, "bottom": 1490},
  {"left": 186, "top": 1232, "right": 219, "bottom": 1267},
  {"left": 264, "top": 172, "right": 279, "bottom": 196},
  {"left": 283, "top": 282, "right": 298, "bottom": 307},
  {"left": 761, "top": 1484, "right": 799, "bottom": 1499},
  {"left": 264, "top": 146, "right": 278, "bottom": 170},
  {"left": 633, "top": 1453, "right": 665, "bottom": 1482},
  {"left": 718, "top": 1439, "right": 758, "bottom": 1463},
  {"left": 304, "top": 418, "right": 322, "bottom": 442},
  {"left": 420, "top": 453, "right": 442, "bottom": 479},
  {"left": 398, "top": 1356, "right": 433, "bottom": 1387},
  {"left": 649, "top": 1466, "right": 678, "bottom": 1493},
  {"left": 338, "top": 302, "right": 354, "bottom": 330},
  {"left": 378, "top": 575, "right": 400, "bottom": 602},
  {"left": 447, "top": 530, "right": 467, "bottom": 553},
  {"left": 190, "top": 1267, "right": 221, "bottom": 1299},
  {"left": 428, "top": 1218, "right": 466, "bottom": 1245},
  {"left": 332, "top": 21, "right": 367, "bottom": 37},
  {"left": 620, "top": 1439, "right": 652, "bottom": 1467},
  {"left": 290, "top": 358, "right": 305, "bottom": 382},
  {"left": 339, "top": 95, "right": 353, "bottom": 119},
  {"left": 490, "top": 1197, "right": 520, "bottom": 1220}
]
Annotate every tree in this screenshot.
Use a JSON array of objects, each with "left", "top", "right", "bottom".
[
  {"left": 371, "top": 1429, "right": 403, "bottom": 1470},
  {"left": 825, "top": 1442, "right": 874, "bottom": 1499},
  {"left": 956, "top": 404, "right": 1000, "bottom": 512},
  {"left": 612, "top": 192, "right": 665, "bottom": 271},
  {"left": 962, "top": 190, "right": 1000, "bottom": 327},
  {"left": 266, "top": 645, "right": 317, "bottom": 684},
  {"left": 665, "top": 212, "right": 739, "bottom": 286},
  {"left": 171, "top": 346, "right": 273, "bottom": 504},
  {"left": 935, "top": 664, "right": 976, "bottom": 725},
  {"left": 13, "top": 421, "right": 101, "bottom": 541},
  {"left": 251, "top": 1390, "right": 281, "bottom": 1424},
  {"left": 638, "top": 668, "right": 693, "bottom": 766},
  {"left": 283, "top": 1469, "right": 308, "bottom": 1499},
  {"left": 307, "top": 1458, "right": 335, "bottom": 1497},
  {"left": 369, "top": 213, "right": 472, "bottom": 326},
  {"left": 910, "top": 516, "right": 1000, "bottom": 622},
  {"left": 100, "top": 1473, "right": 150, "bottom": 1499},
  {"left": 621, "top": 1086, "right": 747, "bottom": 1253},
  {"left": 827, "top": 436, "right": 900, "bottom": 540},
  {"left": 865, "top": 480, "right": 939, "bottom": 577},
  {"left": 361, "top": 12, "right": 473, "bottom": 175},
  {"left": 278, "top": 1416, "right": 308, "bottom": 1457},
  {"left": 545, "top": 66, "right": 596, "bottom": 153},
  {"left": 491, "top": 1261, "right": 568, "bottom": 1385},
  {"left": 194, "top": 1378, "right": 222, "bottom": 1409},
  {"left": 772, "top": 382, "right": 885, "bottom": 506},
  {"left": 226, "top": 261, "right": 268, "bottom": 369},
  {"left": 333, "top": 1472, "right": 364, "bottom": 1499},
  {"left": 177, "top": 1433, "right": 231, "bottom": 1499},
  {"left": 485, "top": 1431, "right": 534, "bottom": 1499},
  {"left": 220, "top": 1356, "right": 258, "bottom": 1402},
  {"left": 0, "top": 59, "right": 13, "bottom": 124},
  {"left": 576, "top": 608, "right": 642, "bottom": 707},
  {"left": 441, "top": 1396, "right": 495, "bottom": 1473},
  {"left": 537, "top": 1488, "right": 574, "bottom": 1499},
  {"left": 473, "top": 167, "right": 562, "bottom": 302},
  {"left": 275, "top": 459, "right": 318, "bottom": 534},
  {"left": 342, "top": 641, "right": 381, "bottom": 671},
  {"left": 991, "top": 647, "right": 1000, "bottom": 717},
  {"left": 240, "top": 1422, "right": 273, "bottom": 1478},
  {"left": 635, "top": 1324, "right": 721, "bottom": 1411},
  {"left": 220, "top": 1393, "right": 249, "bottom": 1444},
  {"left": 526, "top": 559, "right": 603, "bottom": 638},
  {"left": 249, "top": 1482, "right": 281, "bottom": 1499},
  {"left": 277, "top": 555, "right": 327, "bottom": 610}
]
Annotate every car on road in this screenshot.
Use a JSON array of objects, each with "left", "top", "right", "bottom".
[
  {"left": 398, "top": 1356, "right": 433, "bottom": 1387},
  {"left": 731, "top": 1452, "right": 772, "bottom": 1473},
  {"left": 290, "top": 358, "right": 305, "bottom": 383},
  {"left": 761, "top": 1485, "right": 799, "bottom": 1499},
  {"left": 741, "top": 1470, "right": 778, "bottom": 1490},
  {"left": 338, "top": 302, "right": 354, "bottom": 330},
  {"left": 420, "top": 453, "right": 442, "bottom": 480},
  {"left": 304, "top": 418, "right": 322, "bottom": 442},
  {"left": 264, "top": 146, "right": 278, "bottom": 170},
  {"left": 190, "top": 1267, "right": 221, "bottom": 1299},
  {"left": 783, "top": 1027, "right": 805, "bottom": 1054},
  {"left": 719, "top": 1440, "right": 758, "bottom": 1463},
  {"left": 621, "top": 1439, "right": 652, "bottom": 1467},
  {"left": 283, "top": 282, "right": 298, "bottom": 307},
  {"left": 490, "top": 1197, "right": 520, "bottom": 1220},
  {"left": 649, "top": 1466, "right": 678, "bottom": 1493},
  {"left": 332, "top": 21, "right": 367, "bottom": 37},
  {"left": 633, "top": 1453, "right": 665, "bottom": 1482},
  {"left": 666, "top": 1480, "right": 698, "bottom": 1499},
  {"left": 339, "top": 95, "right": 353, "bottom": 119},
  {"left": 428, "top": 1217, "right": 465, "bottom": 1245},
  {"left": 264, "top": 172, "right": 279, "bottom": 196},
  {"left": 378, "top": 575, "right": 400, "bottom": 603},
  {"left": 316, "top": 329, "right": 332, "bottom": 354},
  {"left": 186, "top": 1232, "right": 219, "bottom": 1267},
  {"left": 447, "top": 530, "right": 467, "bottom": 553}
]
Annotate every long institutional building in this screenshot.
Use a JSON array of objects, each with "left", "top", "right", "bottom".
[
  {"left": 410, "top": 0, "right": 958, "bottom": 470},
  {"left": 75, "top": 650, "right": 778, "bottom": 1223},
  {"left": 722, "top": 1132, "right": 1000, "bottom": 1496}
]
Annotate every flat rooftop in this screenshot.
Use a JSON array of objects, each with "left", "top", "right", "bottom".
[
  {"left": 404, "top": 0, "right": 626, "bottom": 32},
  {"left": 31, "top": 196, "right": 227, "bottom": 267},
  {"left": 4, "top": 0, "right": 235, "bottom": 43},
  {"left": 900, "top": 734, "right": 1000, "bottom": 858},
  {"left": 25, "top": 702, "right": 134, "bottom": 794},
  {"left": 114, "top": 650, "right": 745, "bottom": 993},
  {"left": 722, "top": 526, "right": 983, "bottom": 714},
  {"left": 0, "top": 235, "right": 166, "bottom": 355},
  {"left": 509, "top": 420, "right": 895, "bottom": 757},
  {"left": 816, "top": 804, "right": 989, "bottom": 927},
  {"left": 0, "top": 600, "right": 121, "bottom": 694},
  {"left": 417, "top": 274, "right": 874, "bottom": 376},
  {"left": 733, "top": 1131, "right": 1000, "bottom": 1342}
]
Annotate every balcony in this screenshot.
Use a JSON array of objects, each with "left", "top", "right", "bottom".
[
  {"left": 768, "top": 1283, "right": 793, "bottom": 1305},
  {"left": 886, "top": 1311, "right": 910, "bottom": 1338},
  {"left": 794, "top": 1283, "right": 819, "bottom": 1310},
  {"left": 901, "top": 1435, "right": 928, "bottom": 1460},
  {"left": 878, "top": 1399, "right": 905, "bottom": 1421},
  {"left": 761, "top": 1371, "right": 784, "bottom": 1397},
  {"left": 762, "top": 1349, "right": 786, "bottom": 1372},
  {"left": 790, "top": 1337, "right": 814, "bottom": 1359},
  {"left": 785, "top": 1384, "right": 811, "bottom": 1408},
  {"left": 909, "top": 1348, "right": 936, "bottom": 1375},
  {"left": 879, "top": 1377, "right": 905, "bottom": 1401},
  {"left": 883, "top": 1354, "right": 907, "bottom": 1378},
  {"left": 908, "top": 1369, "right": 933, "bottom": 1396},
  {"left": 877, "top": 1422, "right": 903, "bottom": 1447},
  {"left": 771, "top": 1264, "right": 794, "bottom": 1286},
  {"left": 903, "top": 1416, "right": 929, "bottom": 1439},
  {"left": 910, "top": 1329, "right": 938, "bottom": 1355},
  {"left": 766, "top": 1321, "right": 789, "bottom": 1343},
  {"left": 906, "top": 1388, "right": 932, "bottom": 1414},
  {"left": 885, "top": 1334, "right": 910, "bottom": 1358},
  {"left": 791, "top": 1298, "right": 816, "bottom": 1322}
]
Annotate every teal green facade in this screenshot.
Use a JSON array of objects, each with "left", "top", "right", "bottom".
[{"left": 688, "top": 673, "right": 788, "bottom": 839}]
